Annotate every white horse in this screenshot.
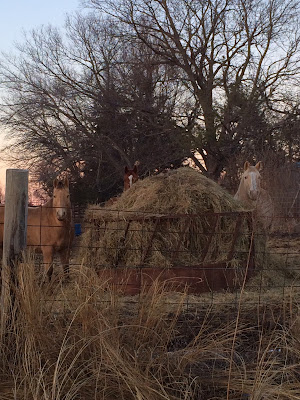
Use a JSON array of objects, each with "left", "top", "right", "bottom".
[{"left": 234, "top": 161, "right": 274, "bottom": 232}]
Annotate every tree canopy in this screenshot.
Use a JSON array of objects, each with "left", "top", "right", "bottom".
[{"left": 1, "top": 0, "right": 300, "bottom": 203}]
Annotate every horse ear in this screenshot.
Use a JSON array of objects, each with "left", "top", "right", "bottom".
[
  {"left": 244, "top": 161, "right": 250, "bottom": 171},
  {"left": 125, "top": 166, "right": 129, "bottom": 174},
  {"left": 53, "top": 178, "right": 58, "bottom": 188},
  {"left": 64, "top": 177, "right": 69, "bottom": 187},
  {"left": 255, "top": 161, "right": 263, "bottom": 171},
  {"left": 133, "top": 165, "right": 137, "bottom": 173}
]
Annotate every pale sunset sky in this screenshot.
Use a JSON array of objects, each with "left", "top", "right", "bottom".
[{"left": 0, "top": 0, "right": 82, "bottom": 189}]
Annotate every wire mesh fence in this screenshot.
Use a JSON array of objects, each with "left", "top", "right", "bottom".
[
  {"left": 68, "top": 203, "right": 300, "bottom": 306},
  {"left": 1, "top": 200, "right": 300, "bottom": 306}
]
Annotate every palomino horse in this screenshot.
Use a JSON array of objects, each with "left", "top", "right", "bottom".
[
  {"left": 0, "top": 177, "right": 74, "bottom": 281},
  {"left": 124, "top": 165, "right": 139, "bottom": 191},
  {"left": 234, "top": 161, "right": 274, "bottom": 231}
]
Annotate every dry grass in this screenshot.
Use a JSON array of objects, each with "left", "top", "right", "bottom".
[
  {"left": 1, "top": 259, "right": 300, "bottom": 400},
  {"left": 1, "top": 168, "right": 298, "bottom": 399}
]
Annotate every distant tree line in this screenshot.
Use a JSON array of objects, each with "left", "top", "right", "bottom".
[{"left": 0, "top": 0, "right": 300, "bottom": 204}]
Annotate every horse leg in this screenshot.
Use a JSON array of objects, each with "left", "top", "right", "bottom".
[
  {"left": 59, "top": 247, "right": 71, "bottom": 280},
  {"left": 41, "top": 246, "right": 54, "bottom": 282}
]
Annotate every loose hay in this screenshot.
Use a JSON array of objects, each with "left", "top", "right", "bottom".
[{"left": 80, "top": 168, "right": 261, "bottom": 270}]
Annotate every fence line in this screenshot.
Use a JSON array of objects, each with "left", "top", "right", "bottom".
[{"left": 0, "top": 202, "right": 299, "bottom": 299}]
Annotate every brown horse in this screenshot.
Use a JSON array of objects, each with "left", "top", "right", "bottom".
[
  {"left": 124, "top": 165, "right": 139, "bottom": 191},
  {"left": 105, "top": 165, "right": 139, "bottom": 206},
  {"left": 0, "top": 177, "right": 74, "bottom": 281},
  {"left": 234, "top": 161, "right": 274, "bottom": 231}
]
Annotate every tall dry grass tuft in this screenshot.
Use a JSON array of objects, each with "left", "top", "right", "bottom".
[{"left": 1, "top": 259, "right": 300, "bottom": 399}]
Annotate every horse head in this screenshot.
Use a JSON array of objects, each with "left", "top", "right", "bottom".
[
  {"left": 124, "top": 165, "right": 139, "bottom": 191},
  {"left": 53, "top": 177, "right": 71, "bottom": 221},
  {"left": 241, "top": 161, "right": 262, "bottom": 201}
]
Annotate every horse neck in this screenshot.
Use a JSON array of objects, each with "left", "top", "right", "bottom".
[
  {"left": 258, "top": 187, "right": 267, "bottom": 198},
  {"left": 44, "top": 198, "right": 53, "bottom": 207}
]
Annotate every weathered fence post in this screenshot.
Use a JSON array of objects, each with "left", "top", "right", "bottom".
[{"left": 0, "top": 169, "right": 28, "bottom": 338}]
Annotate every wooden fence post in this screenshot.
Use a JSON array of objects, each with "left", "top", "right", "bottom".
[{"left": 0, "top": 169, "right": 28, "bottom": 338}]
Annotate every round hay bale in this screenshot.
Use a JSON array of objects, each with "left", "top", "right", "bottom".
[
  {"left": 98, "top": 167, "right": 244, "bottom": 214},
  {"left": 80, "top": 168, "right": 255, "bottom": 270}
]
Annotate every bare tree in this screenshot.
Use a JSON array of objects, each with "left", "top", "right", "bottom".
[
  {"left": 0, "top": 14, "right": 188, "bottom": 203},
  {"left": 85, "top": 0, "right": 300, "bottom": 179}
]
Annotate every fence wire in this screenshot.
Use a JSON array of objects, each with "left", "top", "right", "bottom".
[{"left": 1, "top": 202, "right": 300, "bottom": 307}]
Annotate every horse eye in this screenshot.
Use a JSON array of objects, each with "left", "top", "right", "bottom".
[{"left": 244, "top": 176, "right": 247, "bottom": 179}]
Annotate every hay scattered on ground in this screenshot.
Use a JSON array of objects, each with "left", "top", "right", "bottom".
[{"left": 80, "top": 168, "right": 259, "bottom": 269}]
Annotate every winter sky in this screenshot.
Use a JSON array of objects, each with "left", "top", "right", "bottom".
[{"left": 0, "top": 0, "right": 82, "bottom": 186}]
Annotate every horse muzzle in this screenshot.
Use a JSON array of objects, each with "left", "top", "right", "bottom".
[
  {"left": 248, "top": 190, "right": 258, "bottom": 201},
  {"left": 56, "top": 211, "right": 67, "bottom": 221}
]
